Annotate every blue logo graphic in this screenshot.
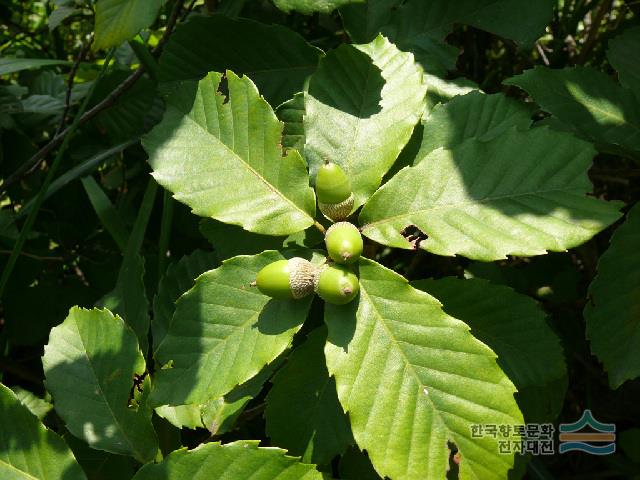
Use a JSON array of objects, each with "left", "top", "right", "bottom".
[{"left": 559, "top": 410, "right": 616, "bottom": 455}]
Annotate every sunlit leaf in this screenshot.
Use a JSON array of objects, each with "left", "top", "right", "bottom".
[
  {"left": 132, "top": 441, "right": 323, "bottom": 480},
  {"left": 144, "top": 71, "right": 316, "bottom": 235},
  {"left": 273, "top": 0, "right": 364, "bottom": 15},
  {"left": 94, "top": 0, "right": 163, "bottom": 50},
  {"left": 0, "top": 383, "right": 86, "bottom": 480},
  {"left": 42, "top": 307, "right": 158, "bottom": 462},
  {"left": 414, "top": 277, "right": 567, "bottom": 423},
  {"left": 11, "top": 386, "right": 53, "bottom": 421},
  {"left": 150, "top": 251, "right": 324, "bottom": 406},
  {"left": 304, "top": 35, "right": 426, "bottom": 208},
  {"left": 360, "top": 127, "right": 622, "bottom": 261},
  {"left": 324, "top": 258, "right": 523, "bottom": 479}
]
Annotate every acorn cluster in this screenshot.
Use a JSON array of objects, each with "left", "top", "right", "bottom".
[{"left": 254, "top": 162, "right": 363, "bottom": 305}]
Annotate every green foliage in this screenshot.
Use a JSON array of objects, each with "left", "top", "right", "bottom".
[
  {"left": 156, "top": 359, "right": 279, "bottom": 432},
  {"left": 342, "top": 0, "right": 554, "bottom": 46},
  {"left": 1, "top": 1, "right": 639, "bottom": 479},
  {"left": 304, "top": 35, "right": 426, "bottom": 207},
  {"left": 143, "top": 71, "right": 316, "bottom": 235},
  {"left": 419, "top": 91, "right": 533, "bottom": 156},
  {"left": 585, "top": 203, "right": 640, "bottom": 388},
  {"left": 98, "top": 180, "right": 156, "bottom": 352},
  {"left": 0, "top": 383, "right": 86, "bottom": 479},
  {"left": 93, "top": 0, "right": 163, "bottom": 51},
  {"left": 505, "top": 29, "right": 640, "bottom": 155},
  {"left": 132, "top": 441, "right": 324, "bottom": 479},
  {"left": 414, "top": 277, "right": 567, "bottom": 424},
  {"left": 151, "top": 250, "right": 324, "bottom": 406},
  {"left": 42, "top": 307, "right": 158, "bottom": 462},
  {"left": 607, "top": 27, "right": 640, "bottom": 98},
  {"left": 325, "top": 259, "right": 523, "bottom": 479},
  {"left": 153, "top": 249, "right": 218, "bottom": 351},
  {"left": 0, "top": 58, "right": 71, "bottom": 76},
  {"left": 274, "top": 0, "right": 364, "bottom": 15},
  {"left": 266, "top": 327, "right": 353, "bottom": 464},
  {"left": 360, "top": 127, "right": 622, "bottom": 260},
  {"left": 505, "top": 66, "right": 640, "bottom": 157},
  {"left": 277, "top": 92, "right": 306, "bottom": 151},
  {"left": 10, "top": 386, "right": 53, "bottom": 420},
  {"left": 158, "top": 15, "right": 323, "bottom": 107}
]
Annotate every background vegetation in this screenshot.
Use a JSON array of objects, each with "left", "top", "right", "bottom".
[{"left": 1, "top": 1, "right": 639, "bottom": 479}]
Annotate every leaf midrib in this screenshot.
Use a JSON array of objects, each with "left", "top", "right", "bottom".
[
  {"left": 552, "top": 82, "right": 640, "bottom": 134},
  {"left": 341, "top": 53, "right": 383, "bottom": 179},
  {"left": 0, "top": 459, "right": 41, "bottom": 480},
  {"left": 68, "top": 317, "right": 147, "bottom": 462},
  {"left": 358, "top": 286, "right": 441, "bottom": 421},
  {"left": 362, "top": 185, "right": 588, "bottom": 230},
  {"left": 359, "top": 283, "right": 514, "bottom": 475},
  {"left": 178, "top": 106, "right": 310, "bottom": 221},
  {"left": 156, "top": 292, "right": 268, "bottom": 402}
]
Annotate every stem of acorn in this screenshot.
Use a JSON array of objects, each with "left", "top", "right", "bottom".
[{"left": 314, "top": 220, "right": 326, "bottom": 235}]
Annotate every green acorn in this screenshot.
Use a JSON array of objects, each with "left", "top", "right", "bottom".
[
  {"left": 255, "top": 257, "right": 316, "bottom": 300},
  {"left": 325, "top": 222, "right": 363, "bottom": 265},
  {"left": 314, "top": 264, "right": 359, "bottom": 305},
  {"left": 315, "top": 162, "right": 354, "bottom": 222}
]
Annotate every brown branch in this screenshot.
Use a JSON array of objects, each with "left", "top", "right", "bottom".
[
  {"left": 153, "top": 0, "right": 186, "bottom": 55},
  {"left": 535, "top": 41, "right": 550, "bottom": 66},
  {"left": 0, "top": 0, "right": 186, "bottom": 195},
  {"left": 181, "top": 0, "right": 199, "bottom": 21},
  {"left": 0, "top": 249, "right": 64, "bottom": 261},
  {"left": 576, "top": 0, "right": 614, "bottom": 65},
  {"left": 15, "top": 66, "right": 146, "bottom": 182},
  {"left": 56, "top": 36, "right": 93, "bottom": 136}
]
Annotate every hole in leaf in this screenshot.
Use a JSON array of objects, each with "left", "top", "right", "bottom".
[
  {"left": 400, "top": 224, "right": 428, "bottom": 250},
  {"left": 217, "top": 72, "right": 230, "bottom": 104},
  {"left": 447, "top": 441, "right": 460, "bottom": 479}
]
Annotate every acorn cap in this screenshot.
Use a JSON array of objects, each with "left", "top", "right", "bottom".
[
  {"left": 314, "top": 263, "right": 359, "bottom": 305},
  {"left": 315, "top": 163, "right": 352, "bottom": 204},
  {"left": 325, "top": 222, "right": 363, "bottom": 265},
  {"left": 255, "top": 258, "right": 316, "bottom": 300},
  {"left": 287, "top": 257, "right": 316, "bottom": 299},
  {"left": 319, "top": 193, "right": 354, "bottom": 222}
]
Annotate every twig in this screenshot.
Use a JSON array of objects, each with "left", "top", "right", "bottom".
[
  {"left": 14, "top": 67, "right": 145, "bottom": 182},
  {"left": 314, "top": 220, "right": 326, "bottom": 235},
  {"left": 152, "top": 0, "right": 186, "bottom": 55},
  {"left": 0, "top": 249, "right": 64, "bottom": 261},
  {"left": 535, "top": 42, "right": 550, "bottom": 66},
  {"left": 0, "top": 0, "right": 186, "bottom": 194},
  {"left": 576, "top": 0, "right": 614, "bottom": 65},
  {"left": 0, "top": 50, "right": 116, "bottom": 300},
  {"left": 56, "top": 36, "right": 92, "bottom": 136},
  {"left": 182, "top": 0, "right": 199, "bottom": 21}
]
